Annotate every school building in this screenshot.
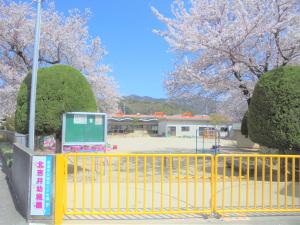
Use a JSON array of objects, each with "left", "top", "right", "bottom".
[{"left": 108, "top": 112, "right": 232, "bottom": 137}]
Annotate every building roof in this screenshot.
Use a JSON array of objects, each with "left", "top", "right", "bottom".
[
  {"left": 109, "top": 112, "right": 210, "bottom": 122},
  {"left": 164, "top": 115, "right": 210, "bottom": 121}
]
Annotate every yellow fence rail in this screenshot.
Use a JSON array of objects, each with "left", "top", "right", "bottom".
[
  {"left": 55, "top": 153, "right": 300, "bottom": 224},
  {"left": 215, "top": 154, "right": 300, "bottom": 214},
  {"left": 55, "top": 153, "right": 214, "bottom": 223}
]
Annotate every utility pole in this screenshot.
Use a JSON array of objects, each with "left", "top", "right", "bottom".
[{"left": 28, "top": 0, "right": 42, "bottom": 150}]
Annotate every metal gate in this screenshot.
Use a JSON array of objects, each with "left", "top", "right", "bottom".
[
  {"left": 55, "top": 153, "right": 214, "bottom": 224},
  {"left": 55, "top": 154, "right": 300, "bottom": 224},
  {"left": 215, "top": 154, "right": 300, "bottom": 214}
]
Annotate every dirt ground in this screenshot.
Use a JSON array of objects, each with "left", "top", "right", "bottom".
[{"left": 107, "top": 136, "right": 238, "bottom": 154}]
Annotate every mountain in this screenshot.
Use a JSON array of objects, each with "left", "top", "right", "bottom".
[{"left": 119, "top": 95, "right": 217, "bottom": 115}]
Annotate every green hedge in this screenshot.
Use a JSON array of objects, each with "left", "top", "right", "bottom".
[
  {"left": 15, "top": 65, "right": 97, "bottom": 137},
  {"left": 248, "top": 66, "right": 300, "bottom": 151}
]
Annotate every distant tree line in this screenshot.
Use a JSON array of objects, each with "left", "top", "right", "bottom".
[{"left": 119, "top": 95, "right": 217, "bottom": 115}]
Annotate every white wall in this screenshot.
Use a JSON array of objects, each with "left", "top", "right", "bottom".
[
  {"left": 158, "top": 121, "right": 168, "bottom": 136},
  {"left": 158, "top": 120, "right": 230, "bottom": 137}
]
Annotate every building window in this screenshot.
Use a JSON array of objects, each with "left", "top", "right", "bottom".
[
  {"left": 221, "top": 127, "right": 228, "bottom": 132},
  {"left": 198, "top": 127, "right": 205, "bottom": 135},
  {"left": 151, "top": 125, "right": 158, "bottom": 131},
  {"left": 181, "top": 126, "right": 190, "bottom": 132},
  {"left": 134, "top": 125, "right": 144, "bottom": 129}
]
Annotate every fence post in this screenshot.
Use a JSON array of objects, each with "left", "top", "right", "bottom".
[
  {"left": 55, "top": 154, "right": 64, "bottom": 225},
  {"left": 211, "top": 155, "right": 217, "bottom": 215}
]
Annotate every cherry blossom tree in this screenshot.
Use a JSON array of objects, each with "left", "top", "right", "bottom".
[
  {"left": 152, "top": 0, "right": 300, "bottom": 120},
  {"left": 0, "top": 0, "right": 120, "bottom": 117}
]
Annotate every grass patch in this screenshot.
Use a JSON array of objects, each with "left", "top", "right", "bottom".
[{"left": 0, "top": 142, "right": 13, "bottom": 168}]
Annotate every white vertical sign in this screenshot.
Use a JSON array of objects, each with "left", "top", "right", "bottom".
[{"left": 30, "top": 156, "right": 52, "bottom": 216}]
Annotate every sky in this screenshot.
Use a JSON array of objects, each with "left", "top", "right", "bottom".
[{"left": 52, "top": 0, "right": 175, "bottom": 98}]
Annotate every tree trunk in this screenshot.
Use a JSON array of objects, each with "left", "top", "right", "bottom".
[
  {"left": 232, "top": 70, "right": 252, "bottom": 106},
  {"left": 247, "top": 97, "right": 251, "bottom": 105}
]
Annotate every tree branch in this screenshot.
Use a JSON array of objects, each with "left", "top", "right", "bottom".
[
  {"left": 39, "top": 46, "right": 61, "bottom": 65},
  {"left": 9, "top": 46, "right": 31, "bottom": 71},
  {"left": 231, "top": 61, "right": 251, "bottom": 104},
  {"left": 274, "top": 31, "right": 289, "bottom": 64},
  {"left": 39, "top": 57, "right": 60, "bottom": 64}
]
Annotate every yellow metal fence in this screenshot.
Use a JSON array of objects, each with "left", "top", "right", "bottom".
[
  {"left": 55, "top": 153, "right": 214, "bottom": 224},
  {"left": 215, "top": 154, "right": 300, "bottom": 214},
  {"left": 55, "top": 154, "right": 300, "bottom": 224}
]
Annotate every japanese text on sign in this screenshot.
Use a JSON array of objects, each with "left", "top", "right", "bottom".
[{"left": 30, "top": 156, "right": 52, "bottom": 216}]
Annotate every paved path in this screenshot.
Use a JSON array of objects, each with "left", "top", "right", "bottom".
[
  {"left": 0, "top": 159, "right": 27, "bottom": 225},
  {"left": 62, "top": 214, "right": 300, "bottom": 225}
]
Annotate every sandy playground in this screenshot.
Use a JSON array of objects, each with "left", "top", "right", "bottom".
[{"left": 107, "top": 136, "right": 238, "bottom": 154}]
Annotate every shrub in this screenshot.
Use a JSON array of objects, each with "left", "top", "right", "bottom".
[
  {"left": 3, "top": 115, "right": 15, "bottom": 131},
  {"left": 248, "top": 66, "right": 300, "bottom": 152},
  {"left": 15, "top": 65, "right": 97, "bottom": 138},
  {"left": 241, "top": 111, "right": 248, "bottom": 137},
  {"left": 0, "top": 144, "right": 13, "bottom": 167}
]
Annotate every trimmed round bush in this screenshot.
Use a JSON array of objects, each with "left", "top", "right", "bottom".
[
  {"left": 241, "top": 111, "right": 248, "bottom": 138},
  {"left": 15, "top": 65, "right": 97, "bottom": 136},
  {"left": 248, "top": 66, "right": 300, "bottom": 151}
]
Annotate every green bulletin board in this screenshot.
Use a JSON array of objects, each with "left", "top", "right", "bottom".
[{"left": 62, "top": 112, "right": 107, "bottom": 147}]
